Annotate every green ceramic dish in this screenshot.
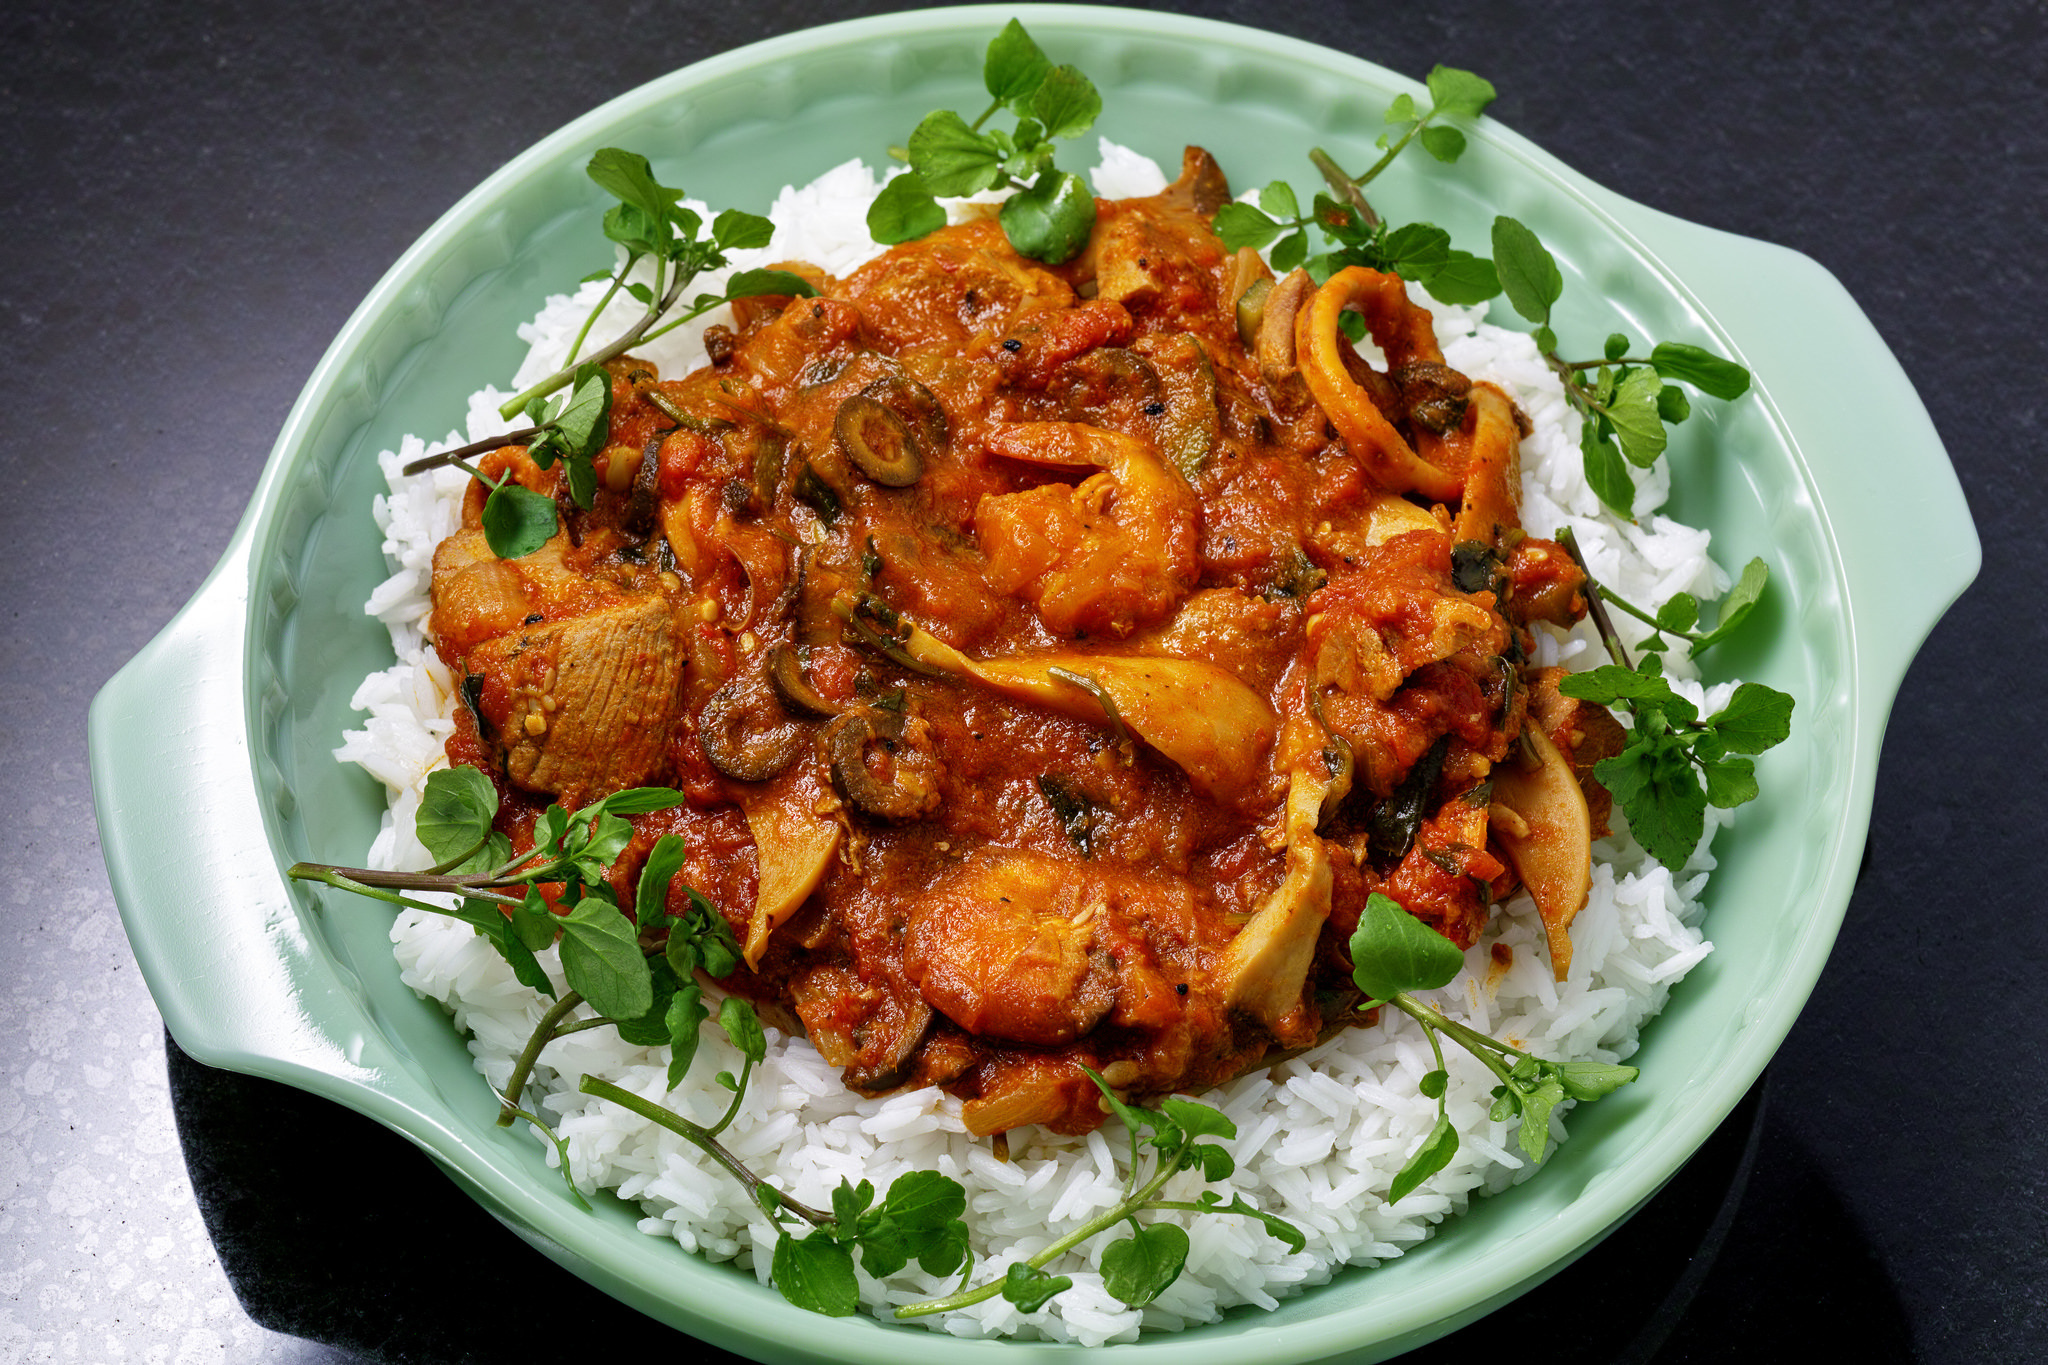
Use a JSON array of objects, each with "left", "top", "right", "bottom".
[{"left": 90, "top": 6, "right": 1977, "bottom": 1361}]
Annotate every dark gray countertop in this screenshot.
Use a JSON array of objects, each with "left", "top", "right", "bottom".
[{"left": 7, "top": 1, "right": 2042, "bottom": 1360}]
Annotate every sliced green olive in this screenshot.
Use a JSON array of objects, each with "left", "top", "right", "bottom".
[
  {"left": 834, "top": 394, "right": 924, "bottom": 487},
  {"left": 767, "top": 644, "right": 842, "bottom": 718}
]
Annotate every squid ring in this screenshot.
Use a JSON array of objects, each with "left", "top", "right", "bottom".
[{"left": 1296, "top": 266, "right": 1465, "bottom": 503}]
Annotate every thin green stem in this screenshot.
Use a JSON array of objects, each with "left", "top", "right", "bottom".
[
  {"left": 424, "top": 833, "right": 492, "bottom": 877},
  {"left": 564, "top": 258, "right": 638, "bottom": 369},
  {"left": 578, "top": 1075, "right": 832, "bottom": 1225},
  {"left": 1555, "top": 527, "right": 1634, "bottom": 671},
  {"left": 1563, "top": 356, "right": 1650, "bottom": 372},
  {"left": 498, "top": 990, "right": 586, "bottom": 1126},
  {"left": 286, "top": 864, "right": 520, "bottom": 912},
  {"left": 895, "top": 1138, "right": 1190, "bottom": 1319},
  {"left": 1308, "top": 146, "right": 1379, "bottom": 228},
  {"left": 497, "top": 256, "right": 693, "bottom": 421},
  {"left": 968, "top": 97, "right": 1004, "bottom": 134},
  {"left": 1596, "top": 584, "right": 1703, "bottom": 642},
  {"left": 398, "top": 425, "right": 545, "bottom": 477},
  {"left": 704, "top": 1054, "right": 754, "bottom": 1139},
  {"left": 1388, "top": 995, "right": 1518, "bottom": 1089}
]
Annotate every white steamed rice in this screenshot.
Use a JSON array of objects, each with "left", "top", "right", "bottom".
[{"left": 336, "top": 141, "right": 1738, "bottom": 1344}]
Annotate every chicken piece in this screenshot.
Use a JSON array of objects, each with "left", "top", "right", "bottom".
[
  {"left": 975, "top": 421, "right": 1200, "bottom": 638},
  {"left": 838, "top": 218, "right": 1076, "bottom": 356},
  {"left": 1089, "top": 147, "right": 1232, "bottom": 320},
  {"left": 466, "top": 595, "right": 686, "bottom": 806},
  {"left": 430, "top": 526, "right": 630, "bottom": 662},
  {"left": 905, "top": 849, "right": 1119, "bottom": 1047}
]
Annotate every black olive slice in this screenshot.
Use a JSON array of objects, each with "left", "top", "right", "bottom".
[
  {"left": 767, "top": 644, "right": 841, "bottom": 718},
  {"left": 833, "top": 394, "right": 924, "bottom": 487},
  {"left": 824, "top": 708, "right": 941, "bottom": 821},
  {"left": 699, "top": 676, "right": 806, "bottom": 783}
]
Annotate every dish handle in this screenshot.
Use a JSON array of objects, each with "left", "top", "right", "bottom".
[
  {"left": 90, "top": 549, "right": 389, "bottom": 1092},
  {"left": 1605, "top": 197, "right": 1981, "bottom": 719}
]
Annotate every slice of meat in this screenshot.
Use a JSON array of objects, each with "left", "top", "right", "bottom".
[{"left": 468, "top": 595, "right": 686, "bottom": 805}]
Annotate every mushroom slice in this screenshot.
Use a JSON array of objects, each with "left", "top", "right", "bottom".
[
  {"left": 1490, "top": 724, "right": 1593, "bottom": 981},
  {"left": 735, "top": 771, "right": 843, "bottom": 970},
  {"left": 837, "top": 594, "right": 1278, "bottom": 804},
  {"left": 1212, "top": 761, "right": 1333, "bottom": 1030}
]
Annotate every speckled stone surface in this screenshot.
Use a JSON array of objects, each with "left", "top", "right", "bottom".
[{"left": 7, "top": 1, "right": 2041, "bottom": 1361}]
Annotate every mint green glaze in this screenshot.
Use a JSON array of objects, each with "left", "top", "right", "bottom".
[{"left": 89, "top": 7, "right": 1977, "bottom": 1362}]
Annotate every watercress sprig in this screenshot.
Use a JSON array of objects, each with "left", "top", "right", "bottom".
[
  {"left": 1550, "top": 528, "right": 1795, "bottom": 869},
  {"left": 1489, "top": 217, "right": 1751, "bottom": 514},
  {"left": 891, "top": 1073, "right": 1304, "bottom": 1319},
  {"left": 868, "top": 19, "right": 1103, "bottom": 264},
  {"left": 1213, "top": 67, "right": 1502, "bottom": 304},
  {"left": 396, "top": 147, "right": 818, "bottom": 559},
  {"left": 287, "top": 766, "right": 746, "bottom": 1115},
  {"left": 1350, "top": 893, "right": 1639, "bottom": 1197}
]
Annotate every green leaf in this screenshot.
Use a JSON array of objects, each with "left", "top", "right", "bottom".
[
  {"left": 1701, "top": 755, "right": 1760, "bottom": 808},
  {"left": 1029, "top": 64, "right": 1101, "bottom": 141},
  {"left": 468, "top": 900, "right": 553, "bottom": 995},
  {"left": 1000, "top": 1261, "right": 1072, "bottom": 1313},
  {"left": 832, "top": 1177, "right": 878, "bottom": 1233},
  {"left": 1081, "top": 1066, "right": 1166, "bottom": 1140},
  {"left": 563, "top": 451, "right": 597, "bottom": 510},
  {"left": 1418, "top": 1068, "right": 1448, "bottom": 1099},
  {"left": 592, "top": 786, "right": 689, "bottom": 816},
  {"left": 1349, "top": 892, "right": 1466, "bottom": 1001},
  {"left": 1606, "top": 367, "right": 1668, "bottom": 467},
  {"left": 720, "top": 995, "right": 767, "bottom": 1063},
  {"left": 577, "top": 811, "right": 633, "bottom": 875},
  {"left": 1554, "top": 1060, "right": 1639, "bottom": 1101},
  {"left": 1192, "top": 1142, "right": 1235, "bottom": 1181},
  {"left": 663, "top": 983, "right": 707, "bottom": 1091},
  {"left": 613, "top": 956, "right": 682, "bottom": 1047},
  {"left": 1389, "top": 1112, "right": 1459, "bottom": 1201},
  {"left": 416, "top": 765, "right": 498, "bottom": 866},
  {"left": 1271, "top": 230, "right": 1310, "bottom": 275},
  {"left": 1596, "top": 744, "right": 1707, "bottom": 869},
  {"left": 1425, "top": 65, "right": 1497, "bottom": 118},
  {"left": 479, "top": 482, "right": 557, "bottom": 560},
  {"left": 866, "top": 171, "right": 947, "bottom": 245},
  {"left": 984, "top": 17, "right": 1053, "bottom": 109},
  {"left": 1381, "top": 221, "right": 1452, "bottom": 277},
  {"left": 1650, "top": 341, "right": 1751, "bottom": 401},
  {"left": 586, "top": 148, "right": 675, "bottom": 230},
  {"left": 1417, "top": 250, "right": 1501, "bottom": 305},
  {"left": 859, "top": 1170, "right": 970, "bottom": 1278},
  {"left": 999, "top": 169, "right": 1096, "bottom": 265},
  {"left": 1159, "top": 1096, "right": 1236, "bottom": 1142},
  {"left": 1556, "top": 663, "right": 1682, "bottom": 709},
  {"left": 1515, "top": 1074, "right": 1566, "bottom": 1163},
  {"left": 634, "top": 834, "right": 687, "bottom": 925},
  {"left": 711, "top": 207, "right": 774, "bottom": 251},
  {"left": 1657, "top": 383, "right": 1692, "bottom": 424},
  {"left": 1705, "top": 682, "right": 1795, "bottom": 754},
  {"left": 1490, "top": 216, "right": 1562, "bottom": 325},
  {"left": 1260, "top": 179, "right": 1299, "bottom": 221},
  {"left": 1532, "top": 323, "right": 1557, "bottom": 354},
  {"left": 908, "top": 110, "right": 1004, "bottom": 197},
  {"left": 1100, "top": 1222, "right": 1188, "bottom": 1308},
  {"left": 724, "top": 268, "right": 819, "bottom": 300},
  {"left": 1655, "top": 593, "right": 1700, "bottom": 633},
  {"left": 1604, "top": 332, "right": 1632, "bottom": 361},
  {"left": 773, "top": 1231, "right": 859, "bottom": 1316},
  {"left": 1418, "top": 125, "right": 1467, "bottom": 163},
  {"left": 1384, "top": 91, "right": 1417, "bottom": 125},
  {"left": 1690, "top": 557, "right": 1769, "bottom": 656},
  {"left": 511, "top": 886, "right": 558, "bottom": 952},
  {"left": 1200, "top": 1192, "right": 1307, "bottom": 1252},
  {"left": 1213, "top": 202, "right": 1282, "bottom": 253},
  {"left": 557, "top": 899, "right": 653, "bottom": 1020}
]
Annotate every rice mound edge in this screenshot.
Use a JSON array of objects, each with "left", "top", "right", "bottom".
[{"left": 336, "top": 142, "right": 1732, "bottom": 1345}]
